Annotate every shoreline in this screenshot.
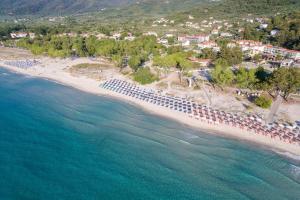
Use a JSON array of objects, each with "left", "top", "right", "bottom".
[{"left": 1, "top": 63, "right": 300, "bottom": 157}]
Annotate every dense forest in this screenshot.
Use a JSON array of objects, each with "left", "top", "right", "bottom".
[
  {"left": 170, "top": 0, "right": 300, "bottom": 22},
  {"left": 0, "top": 0, "right": 206, "bottom": 16}
]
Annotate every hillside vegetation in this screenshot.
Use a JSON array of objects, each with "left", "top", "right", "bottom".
[
  {"left": 0, "top": 0, "right": 135, "bottom": 15},
  {"left": 170, "top": 0, "right": 300, "bottom": 21},
  {"left": 0, "top": 0, "right": 206, "bottom": 16}
]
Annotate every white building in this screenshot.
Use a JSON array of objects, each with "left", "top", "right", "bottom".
[
  {"left": 124, "top": 36, "right": 136, "bottom": 41},
  {"left": 10, "top": 32, "right": 28, "bottom": 39},
  {"left": 198, "top": 41, "right": 220, "bottom": 52},
  {"left": 29, "top": 32, "right": 36, "bottom": 39},
  {"left": 280, "top": 59, "right": 294, "bottom": 67},
  {"left": 143, "top": 31, "right": 158, "bottom": 37},
  {"left": 158, "top": 39, "right": 168, "bottom": 45},
  {"left": 270, "top": 30, "right": 279, "bottom": 36},
  {"left": 220, "top": 32, "right": 233, "bottom": 37},
  {"left": 263, "top": 45, "right": 300, "bottom": 61},
  {"left": 178, "top": 34, "right": 210, "bottom": 46},
  {"left": 165, "top": 34, "right": 174, "bottom": 38},
  {"left": 111, "top": 33, "right": 121, "bottom": 40},
  {"left": 211, "top": 29, "right": 219, "bottom": 35},
  {"left": 236, "top": 40, "right": 265, "bottom": 55},
  {"left": 259, "top": 23, "right": 268, "bottom": 29}
]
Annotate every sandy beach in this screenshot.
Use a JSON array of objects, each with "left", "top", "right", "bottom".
[{"left": 1, "top": 56, "right": 300, "bottom": 156}]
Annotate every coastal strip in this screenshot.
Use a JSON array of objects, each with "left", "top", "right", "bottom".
[
  {"left": 100, "top": 79, "right": 300, "bottom": 155},
  {"left": 1, "top": 62, "right": 300, "bottom": 156}
]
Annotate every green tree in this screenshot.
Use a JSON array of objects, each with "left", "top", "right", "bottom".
[
  {"left": 174, "top": 54, "right": 193, "bottom": 83},
  {"left": 269, "top": 68, "right": 300, "bottom": 100},
  {"left": 128, "top": 55, "right": 142, "bottom": 71},
  {"left": 199, "top": 48, "right": 217, "bottom": 60},
  {"left": 219, "top": 46, "right": 243, "bottom": 66},
  {"left": 133, "top": 67, "right": 158, "bottom": 85},
  {"left": 211, "top": 65, "right": 235, "bottom": 86},
  {"left": 254, "top": 67, "right": 271, "bottom": 90},
  {"left": 85, "top": 36, "right": 97, "bottom": 56},
  {"left": 252, "top": 54, "right": 262, "bottom": 63},
  {"left": 235, "top": 67, "right": 257, "bottom": 89},
  {"left": 167, "top": 37, "right": 175, "bottom": 45},
  {"left": 254, "top": 95, "right": 272, "bottom": 109}
]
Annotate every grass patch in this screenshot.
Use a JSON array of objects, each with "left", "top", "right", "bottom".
[{"left": 71, "top": 63, "right": 106, "bottom": 69}]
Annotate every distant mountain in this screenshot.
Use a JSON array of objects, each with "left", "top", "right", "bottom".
[
  {"left": 0, "top": 0, "right": 136, "bottom": 16},
  {"left": 1, "top": 0, "right": 298, "bottom": 18},
  {"left": 0, "top": 0, "right": 207, "bottom": 16},
  {"left": 170, "top": 0, "right": 300, "bottom": 20},
  {"left": 98, "top": 0, "right": 208, "bottom": 19}
]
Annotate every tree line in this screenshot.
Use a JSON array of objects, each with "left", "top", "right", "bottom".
[{"left": 211, "top": 65, "right": 300, "bottom": 100}]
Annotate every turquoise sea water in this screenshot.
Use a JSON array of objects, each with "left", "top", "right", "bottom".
[{"left": 0, "top": 68, "right": 299, "bottom": 200}]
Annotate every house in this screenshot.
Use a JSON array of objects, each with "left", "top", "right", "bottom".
[
  {"left": 211, "top": 29, "right": 219, "bottom": 35},
  {"left": 10, "top": 32, "right": 28, "bottom": 39},
  {"left": 246, "top": 19, "right": 254, "bottom": 23},
  {"left": 227, "top": 42, "right": 237, "bottom": 48},
  {"left": 198, "top": 41, "right": 217, "bottom": 49},
  {"left": 236, "top": 40, "right": 265, "bottom": 55},
  {"left": 58, "top": 32, "right": 77, "bottom": 37},
  {"left": 238, "top": 28, "right": 245, "bottom": 33},
  {"left": 270, "top": 29, "right": 279, "bottom": 36},
  {"left": 111, "top": 33, "right": 121, "bottom": 40},
  {"left": 280, "top": 59, "right": 294, "bottom": 67},
  {"left": 165, "top": 34, "right": 174, "bottom": 38},
  {"left": 143, "top": 31, "right": 158, "bottom": 37},
  {"left": 178, "top": 34, "right": 210, "bottom": 46},
  {"left": 124, "top": 36, "right": 136, "bottom": 41},
  {"left": 286, "top": 49, "right": 300, "bottom": 61},
  {"left": 181, "top": 40, "right": 191, "bottom": 47},
  {"left": 255, "top": 18, "right": 265, "bottom": 23},
  {"left": 29, "top": 32, "right": 35, "bottom": 39},
  {"left": 220, "top": 32, "right": 233, "bottom": 37},
  {"left": 153, "top": 18, "right": 169, "bottom": 24},
  {"left": 263, "top": 45, "right": 300, "bottom": 61},
  {"left": 158, "top": 39, "right": 168, "bottom": 45},
  {"left": 259, "top": 23, "right": 268, "bottom": 29},
  {"left": 48, "top": 18, "right": 56, "bottom": 22},
  {"left": 96, "top": 33, "right": 107, "bottom": 40},
  {"left": 198, "top": 41, "right": 220, "bottom": 52}
]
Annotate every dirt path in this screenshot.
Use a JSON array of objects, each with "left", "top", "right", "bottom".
[{"left": 266, "top": 95, "right": 283, "bottom": 123}]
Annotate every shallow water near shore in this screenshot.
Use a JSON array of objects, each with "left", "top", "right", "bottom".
[{"left": 0, "top": 67, "right": 299, "bottom": 200}]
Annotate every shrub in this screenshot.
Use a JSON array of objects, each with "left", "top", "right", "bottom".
[
  {"left": 254, "top": 95, "right": 272, "bottom": 109},
  {"left": 133, "top": 67, "right": 158, "bottom": 85}
]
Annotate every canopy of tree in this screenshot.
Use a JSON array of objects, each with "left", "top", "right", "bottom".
[
  {"left": 211, "top": 65, "right": 300, "bottom": 100},
  {"left": 268, "top": 67, "right": 300, "bottom": 99},
  {"left": 211, "top": 65, "right": 235, "bottom": 86},
  {"left": 199, "top": 46, "right": 243, "bottom": 66},
  {"left": 254, "top": 95, "right": 272, "bottom": 109},
  {"left": 133, "top": 67, "right": 158, "bottom": 85},
  {"left": 16, "top": 35, "right": 164, "bottom": 70}
]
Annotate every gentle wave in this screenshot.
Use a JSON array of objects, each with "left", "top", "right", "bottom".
[
  {"left": 1, "top": 68, "right": 300, "bottom": 199},
  {"left": 290, "top": 165, "right": 300, "bottom": 181},
  {"left": 273, "top": 149, "right": 300, "bottom": 161}
]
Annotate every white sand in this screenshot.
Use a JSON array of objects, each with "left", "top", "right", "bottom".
[{"left": 1, "top": 60, "right": 300, "bottom": 156}]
